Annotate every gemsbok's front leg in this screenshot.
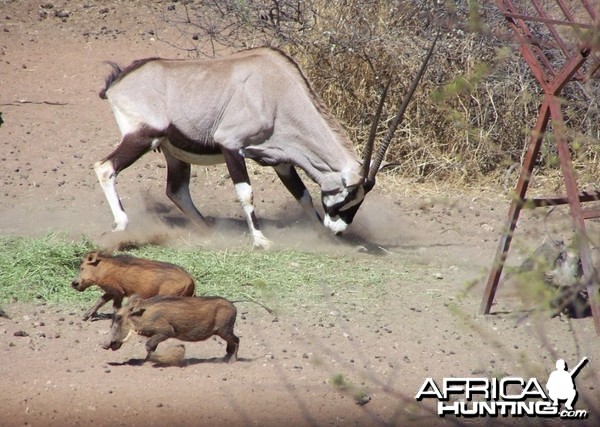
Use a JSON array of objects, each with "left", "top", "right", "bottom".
[
  {"left": 221, "top": 149, "right": 272, "bottom": 249},
  {"left": 273, "top": 164, "right": 323, "bottom": 227}
]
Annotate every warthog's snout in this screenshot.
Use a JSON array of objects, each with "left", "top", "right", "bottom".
[
  {"left": 103, "top": 327, "right": 134, "bottom": 351},
  {"left": 71, "top": 280, "right": 82, "bottom": 291}
]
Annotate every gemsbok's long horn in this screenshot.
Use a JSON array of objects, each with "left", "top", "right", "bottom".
[
  {"left": 366, "top": 34, "right": 439, "bottom": 184},
  {"left": 361, "top": 77, "right": 392, "bottom": 180}
]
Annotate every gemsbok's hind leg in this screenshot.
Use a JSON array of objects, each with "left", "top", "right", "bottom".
[
  {"left": 95, "top": 132, "right": 157, "bottom": 231},
  {"left": 163, "top": 151, "right": 209, "bottom": 231}
]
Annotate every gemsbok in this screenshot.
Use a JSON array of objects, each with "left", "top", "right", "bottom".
[{"left": 96, "top": 40, "right": 436, "bottom": 248}]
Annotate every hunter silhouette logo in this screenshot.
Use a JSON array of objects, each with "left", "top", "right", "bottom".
[
  {"left": 546, "top": 357, "right": 588, "bottom": 411},
  {"left": 415, "top": 357, "right": 589, "bottom": 419}
]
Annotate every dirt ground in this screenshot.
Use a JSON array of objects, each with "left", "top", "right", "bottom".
[{"left": 1, "top": 1, "right": 599, "bottom": 426}]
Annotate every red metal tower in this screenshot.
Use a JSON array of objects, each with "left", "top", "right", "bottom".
[{"left": 480, "top": 0, "right": 600, "bottom": 333}]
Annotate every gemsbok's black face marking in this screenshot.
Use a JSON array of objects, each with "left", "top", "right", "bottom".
[
  {"left": 95, "top": 39, "right": 437, "bottom": 248},
  {"left": 321, "top": 185, "right": 367, "bottom": 234}
]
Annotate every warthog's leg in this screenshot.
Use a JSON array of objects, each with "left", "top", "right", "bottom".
[
  {"left": 83, "top": 292, "right": 114, "bottom": 321},
  {"left": 112, "top": 295, "right": 124, "bottom": 311},
  {"left": 95, "top": 131, "right": 158, "bottom": 231},
  {"left": 144, "top": 333, "right": 170, "bottom": 362},
  {"left": 217, "top": 325, "right": 240, "bottom": 363}
]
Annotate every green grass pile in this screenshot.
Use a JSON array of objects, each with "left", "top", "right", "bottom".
[
  {"left": 0, "top": 233, "right": 95, "bottom": 304},
  {"left": 0, "top": 234, "right": 400, "bottom": 308}
]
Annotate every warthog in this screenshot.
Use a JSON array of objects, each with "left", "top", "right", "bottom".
[
  {"left": 103, "top": 295, "right": 240, "bottom": 363},
  {"left": 71, "top": 252, "right": 195, "bottom": 320}
]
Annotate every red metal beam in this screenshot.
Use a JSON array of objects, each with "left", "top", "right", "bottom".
[
  {"left": 580, "top": 0, "right": 597, "bottom": 20},
  {"left": 549, "top": 43, "right": 592, "bottom": 93},
  {"left": 528, "top": 190, "right": 600, "bottom": 207},
  {"left": 531, "top": 0, "right": 572, "bottom": 57},
  {"left": 502, "top": 12, "right": 595, "bottom": 29}
]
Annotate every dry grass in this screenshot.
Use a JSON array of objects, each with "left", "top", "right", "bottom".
[{"left": 159, "top": 0, "right": 600, "bottom": 188}]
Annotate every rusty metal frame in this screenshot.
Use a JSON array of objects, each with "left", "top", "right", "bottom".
[{"left": 480, "top": 0, "right": 600, "bottom": 334}]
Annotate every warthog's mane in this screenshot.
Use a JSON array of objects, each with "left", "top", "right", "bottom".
[{"left": 98, "top": 253, "right": 183, "bottom": 270}]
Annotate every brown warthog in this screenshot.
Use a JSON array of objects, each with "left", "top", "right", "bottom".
[
  {"left": 71, "top": 252, "right": 195, "bottom": 321},
  {"left": 103, "top": 295, "right": 239, "bottom": 363}
]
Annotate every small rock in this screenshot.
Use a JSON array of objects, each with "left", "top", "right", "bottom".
[
  {"left": 355, "top": 392, "right": 372, "bottom": 406},
  {"left": 13, "top": 330, "right": 28, "bottom": 337},
  {"left": 481, "top": 223, "right": 494, "bottom": 232},
  {"left": 54, "top": 10, "right": 69, "bottom": 18}
]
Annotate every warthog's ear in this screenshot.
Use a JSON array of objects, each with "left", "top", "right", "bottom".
[
  {"left": 85, "top": 252, "right": 101, "bottom": 266},
  {"left": 127, "top": 294, "right": 145, "bottom": 316}
]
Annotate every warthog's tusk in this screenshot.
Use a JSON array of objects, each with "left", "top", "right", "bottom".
[{"left": 123, "top": 328, "right": 137, "bottom": 343}]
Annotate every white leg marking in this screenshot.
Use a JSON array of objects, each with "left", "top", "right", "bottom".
[
  {"left": 234, "top": 182, "right": 272, "bottom": 249},
  {"left": 94, "top": 161, "right": 128, "bottom": 231}
]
